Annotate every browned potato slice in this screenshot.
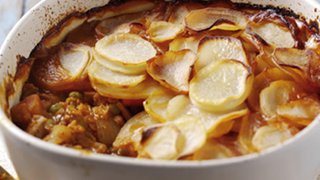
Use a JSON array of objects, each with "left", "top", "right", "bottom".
[
  {"left": 277, "top": 98, "right": 320, "bottom": 126},
  {"left": 95, "top": 33, "right": 157, "bottom": 65},
  {"left": 88, "top": 61, "right": 146, "bottom": 88},
  {"left": 89, "top": 0, "right": 155, "bottom": 21},
  {"left": 113, "top": 111, "right": 159, "bottom": 151},
  {"left": 252, "top": 125, "right": 292, "bottom": 151},
  {"left": 43, "top": 16, "right": 87, "bottom": 48},
  {"left": 195, "top": 36, "right": 248, "bottom": 71},
  {"left": 209, "top": 23, "right": 242, "bottom": 31},
  {"left": 274, "top": 48, "right": 310, "bottom": 70},
  {"left": 147, "top": 21, "right": 184, "bottom": 42},
  {"left": 140, "top": 124, "right": 184, "bottom": 160},
  {"left": 147, "top": 50, "right": 197, "bottom": 93},
  {"left": 190, "top": 60, "right": 253, "bottom": 112},
  {"left": 250, "top": 22, "right": 295, "bottom": 48},
  {"left": 90, "top": 76, "right": 166, "bottom": 100},
  {"left": 185, "top": 7, "right": 248, "bottom": 31}
]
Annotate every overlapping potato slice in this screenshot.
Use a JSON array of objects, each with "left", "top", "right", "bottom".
[
  {"left": 252, "top": 125, "right": 292, "bottom": 151},
  {"left": 147, "top": 21, "right": 184, "bottom": 42},
  {"left": 169, "top": 36, "right": 201, "bottom": 53},
  {"left": 192, "top": 139, "right": 235, "bottom": 160},
  {"left": 113, "top": 111, "right": 159, "bottom": 150},
  {"left": 31, "top": 44, "right": 92, "bottom": 91},
  {"left": 277, "top": 98, "right": 320, "bottom": 126},
  {"left": 190, "top": 60, "right": 253, "bottom": 112},
  {"left": 209, "top": 23, "right": 243, "bottom": 31},
  {"left": 259, "top": 80, "right": 300, "bottom": 118},
  {"left": 88, "top": 61, "right": 146, "bottom": 88},
  {"left": 144, "top": 92, "right": 174, "bottom": 122},
  {"left": 140, "top": 124, "right": 184, "bottom": 160},
  {"left": 273, "top": 48, "right": 310, "bottom": 70},
  {"left": 90, "top": 76, "right": 166, "bottom": 100},
  {"left": 93, "top": 50, "right": 146, "bottom": 75},
  {"left": 250, "top": 22, "right": 295, "bottom": 48},
  {"left": 95, "top": 33, "right": 157, "bottom": 65},
  {"left": 147, "top": 50, "right": 196, "bottom": 93},
  {"left": 185, "top": 7, "right": 248, "bottom": 31},
  {"left": 172, "top": 115, "right": 206, "bottom": 157},
  {"left": 168, "top": 5, "right": 190, "bottom": 26},
  {"left": 195, "top": 36, "right": 248, "bottom": 71},
  {"left": 88, "top": 0, "right": 155, "bottom": 21},
  {"left": 209, "top": 120, "right": 235, "bottom": 138},
  {"left": 44, "top": 16, "right": 87, "bottom": 48}
]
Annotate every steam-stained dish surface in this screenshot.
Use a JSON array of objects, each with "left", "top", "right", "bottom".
[{"left": 10, "top": 0, "right": 320, "bottom": 160}]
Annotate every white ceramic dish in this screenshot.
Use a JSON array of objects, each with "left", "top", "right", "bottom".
[{"left": 1, "top": 0, "right": 320, "bottom": 180}]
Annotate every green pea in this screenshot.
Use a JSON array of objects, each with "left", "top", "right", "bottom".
[
  {"left": 69, "top": 91, "right": 83, "bottom": 99},
  {"left": 49, "top": 103, "right": 63, "bottom": 114}
]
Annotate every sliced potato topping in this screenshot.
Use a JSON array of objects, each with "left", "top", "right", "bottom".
[
  {"left": 259, "top": 80, "right": 300, "bottom": 118},
  {"left": 274, "top": 48, "right": 310, "bottom": 70},
  {"left": 140, "top": 124, "right": 184, "bottom": 160},
  {"left": 147, "top": 21, "right": 184, "bottom": 42},
  {"left": 147, "top": 50, "right": 196, "bottom": 93},
  {"left": 195, "top": 36, "right": 248, "bottom": 71},
  {"left": 192, "top": 139, "right": 235, "bottom": 160},
  {"left": 210, "top": 23, "right": 243, "bottom": 31},
  {"left": 88, "top": 61, "right": 146, "bottom": 88},
  {"left": 185, "top": 7, "right": 248, "bottom": 31},
  {"left": 144, "top": 92, "right": 174, "bottom": 122},
  {"left": 169, "top": 36, "right": 201, "bottom": 53},
  {"left": 250, "top": 22, "right": 295, "bottom": 48},
  {"left": 95, "top": 33, "right": 157, "bottom": 65},
  {"left": 190, "top": 60, "right": 253, "bottom": 112},
  {"left": 252, "top": 125, "right": 292, "bottom": 151}
]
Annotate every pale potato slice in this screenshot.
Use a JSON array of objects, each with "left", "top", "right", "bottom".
[
  {"left": 113, "top": 111, "right": 159, "bottom": 150},
  {"left": 93, "top": 50, "right": 146, "bottom": 75},
  {"left": 140, "top": 124, "right": 184, "bottom": 160},
  {"left": 166, "top": 95, "right": 248, "bottom": 137},
  {"left": 147, "top": 21, "right": 184, "bottom": 42},
  {"left": 252, "top": 125, "right": 292, "bottom": 151},
  {"left": 209, "top": 120, "right": 234, "bottom": 138},
  {"left": 185, "top": 7, "right": 248, "bottom": 31},
  {"left": 88, "top": 61, "right": 146, "bottom": 88},
  {"left": 195, "top": 36, "right": 248, "bottom": 71},
  {"left": 143, "top": 92, "right": 174, "bottom": 122},
  {"left": 90, "top": 77, "right": 166, "bottom": 100},
  {"left": 169, "top": 36, "right": 201, "bottom": 53},
  {"left": 95, "top": 33, "right": 157, "bottom": 65},
  {"left": 209, "top": 23, "right": 242, "bottom": 31},
  {"left": 88, "top": 0, "right": 155, "bottom": 22},
  {"left": 192, "top": 139, "right": 235, "bottom": 160},
  {"left": 259, "top": 80, "right": 299, "bottom": 118},
  {"left": 274, "top": 48, "right": 310, "bottom": 70},
  {"left": 190, "top": 60, "right": 253, "bottom": 112},
  {"left": 250, "top": 22, "right": 295, "bottom": 48},
  {"left": 59, "top": 44, "right": 91, "bottom": 79},
  {"left": 147, "top": 50, "right": 197, "bottom": 93},
  {"left": 43, "top": 16, "right": 87, "bottom": 48},
  {"left": 277, "top": 98, "right": 320, "bottom": 125},
  {"left": 173, "top": 115, "right": 206, "bottom": 157}
]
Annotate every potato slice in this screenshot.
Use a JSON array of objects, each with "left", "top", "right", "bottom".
[
  {"left": 143, "top": 92, "right": 174, "bottom": 122},
  {"left": 209, "top": 120, "right": 234, "bottom": 138},
  {"left": 252, "top": 125, "right": 292, "bottom": 151},
  {"left": 185, "top": 7, "right": 248, "bottom": 31},
  {"left": 88, "top": 61, "right": 146, "bottom": 88},
  {"left": 90, "top": 77, "right": 166, "bottom": 100},
  {"left": 169, "top": 36, "right": 201, "bottom": 53},
  {"left": 113, "top": 111, "right": 159, "bottom": 150},
  {"left": 190, "top": 60, "right": 253, "bottom": 112},
  {"left": 274, "top": 48, "right": 310, "bottom": 70},
  {"left": 259, "top": 80, "right": 300, "bottom": 118},
  {"left": 277, "top": 98, "right": 320, "bottom": 126},
  {"left": 59, "top": 44, "right": 91, "bottom": 79},
  {"left": 195, "top": 36, "right": 247, "bottom": 71},
  {"left": 168, "top": 5, "right": 190, "bottom": 26},
  {"left": 250, "top": 22, "right": 295, "bottom": 48},
  {"left": 173, "top": 115, "right": 206, "bottom": 157},
  {"left": 147, "top": 21, "right": 184, "bottom": 42},
  {"left": 166, "top": 95, "right": 248, "bottom": 137},
  {"left": 95, "top": 33, "right": 157, "bottom": 65},
  {"left": 43, "top": 16, "right": 87, "bottom": 48},
  {"left": 93, "top": 50, "right": 146, "bottom": 75},
  {"left": 210, "top": 23, "right": 242, "bottom": 31},
  {"left": 140, "top": 124, "right": 184, "bottom": 160},
  {"left": 147, "top": 50, "right": 196, "bottom": 93},
  {"left": 192, "top": 139, "right": 235, "bottom": 160}
]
